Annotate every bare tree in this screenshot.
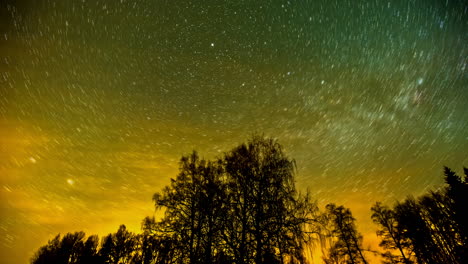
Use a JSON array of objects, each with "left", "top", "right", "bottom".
[
  {"left": 223, "top": 136, "right": 316, "bottom": 264},
  {"left": 152, "top": 151, "right": 226, "bottom": 264},
  {"left": 324, "top": 204, "right": 368, "bottom": 264},
  {"left": 371, "top": 202, "right": 413, "bottom": 264}
]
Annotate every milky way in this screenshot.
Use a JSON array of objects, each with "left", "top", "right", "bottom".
[{"left": 0, "top": 1, "right": 467, "bottom": 263}]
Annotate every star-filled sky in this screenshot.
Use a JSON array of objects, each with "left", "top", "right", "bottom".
[{"left": 0, "top": 0, "right": 467, "bottom": 263}]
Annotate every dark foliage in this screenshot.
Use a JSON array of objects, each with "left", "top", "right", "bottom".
[
  {"left": 31, "top": 136, "right": 318, "bottom": 264},
  {"left": 372, "top": 167, "right": 468, "bottom": 264},
  {"left": 30, "top": 137, "right": 466, "bottom": 264},
  {"left": 151, "top": 136, "right": 317, "bottom": 264},
  {"left": 370, "top": 202, "right": 413, "bottom": 264},
  {"left": 323, "top": 204, "right": 368, "bottom": 264}
]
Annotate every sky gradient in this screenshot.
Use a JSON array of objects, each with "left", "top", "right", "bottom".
[{"left": 1, "top": 1, "right": 467, "bottom": 263}]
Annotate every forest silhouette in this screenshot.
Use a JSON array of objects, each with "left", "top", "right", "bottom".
[{"left": 31, "top": 137, "right": 468, "bottom": 264}]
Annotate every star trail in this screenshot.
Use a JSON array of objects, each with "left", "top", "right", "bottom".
[{"left": 0, "top": 1, "right": 467, "bottom": 263}]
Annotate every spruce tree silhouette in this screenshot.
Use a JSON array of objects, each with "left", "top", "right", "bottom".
[
  {"left": 444, "top": 166, "right": 468, "bottom": 248},
  {"left": 373, "top": 166, "right": 468, "bottom": 264}
]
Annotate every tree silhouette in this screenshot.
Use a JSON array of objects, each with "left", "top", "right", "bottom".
[
  {"left": 29, "top": 137, "right": 467, "bottom": 264},
  {"left": 152, "top": 151, "right": 227, "bottom": 264},
  {"left": 140, "top": 216, "right": 178, "bottom": 264},
  {"left": 31, "top": 234, "right": 61, "bottom": 264},
  {"left": 374, "top": 167, "right": 468, "bottom": 264},
  {"left": 222, "top": 136, "right": 316, "bottom": 264},
  {"left": 371, "top": 202, "right": 413, "bottom": 264},
  {"left": 151, "top": 136, "right": 317, "bottom": 264},
  {"left": 323, "top": 204, "right": 368, "bottom": 264},
  {"left": 31, "top": 232, "right": 89, "bottom": 264},
  {"left": 444, "top": 166, "right": 468, "bottom": 248},
  {"left": 98, "top": 233, "right": 114, "bottom": 263},
  {"left": 77, "top": 235, "right": 99, "bottom": 264},
  {"left": 395, "top": 197, "right": 445, "bottom": 264}
]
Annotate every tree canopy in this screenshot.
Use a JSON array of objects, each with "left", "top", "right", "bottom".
[{"left": 30, "top": 137, "right": 467, "bottom": 264}]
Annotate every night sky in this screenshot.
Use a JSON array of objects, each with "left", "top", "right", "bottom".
[{"left": 1, "top": 0, "right": 467, "bottom": 263}]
